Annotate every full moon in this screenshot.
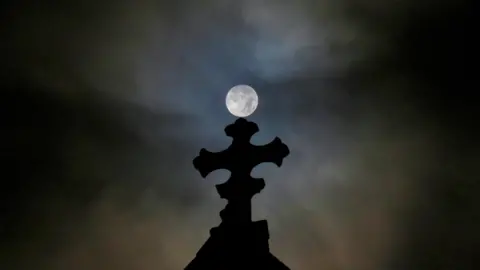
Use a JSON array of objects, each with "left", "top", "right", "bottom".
[{"left": 225, "top": 85, "right": 259, "bottom": 117}]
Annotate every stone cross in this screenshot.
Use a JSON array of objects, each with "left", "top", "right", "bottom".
[{"left": 193, "top": 118, "right": 289, "bottom": 225}]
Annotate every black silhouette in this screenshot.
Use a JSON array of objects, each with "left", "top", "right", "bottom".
[{"left": 185, "top": 118, "right": 291, "bottom": 270}]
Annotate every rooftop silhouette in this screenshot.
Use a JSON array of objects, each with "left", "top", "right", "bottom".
[{"left": 185, "top": 118, "right": 291, "bottom": 270}]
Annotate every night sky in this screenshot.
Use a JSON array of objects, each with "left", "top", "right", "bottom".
[{"left": 1, "top": 1, "right": 478, "bottom": 270}]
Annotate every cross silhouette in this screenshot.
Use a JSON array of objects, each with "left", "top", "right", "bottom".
[
  {"left": 186, "top": 118, "right": 291, "bottom": 270},
  {"left": 193, "top": 118, "right": 289, "bottom": 224}
]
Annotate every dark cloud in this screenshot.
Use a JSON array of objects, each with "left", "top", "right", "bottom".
[{"left": 1, "top": 1, "right": 478, "bottom": 270}]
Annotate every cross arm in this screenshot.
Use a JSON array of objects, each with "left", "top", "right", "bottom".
[
  {"left": 252, "top": 137, "right": 290, "bottom": 167},
  {"left": 193, "top": 148, "right": 231, "bottom": 178}
]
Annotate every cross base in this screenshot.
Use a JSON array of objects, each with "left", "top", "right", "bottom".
[{"left": 185, "top": 220, "right": 290, "bottom": 270}]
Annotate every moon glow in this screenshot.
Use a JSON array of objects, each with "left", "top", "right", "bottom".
[{"left": 225, "top": 85, "right": 259, "bottom": 117}]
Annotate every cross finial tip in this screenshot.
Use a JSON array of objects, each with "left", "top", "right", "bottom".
[{"left": 224, "top": 118, "right": 259, "bottom": 139}]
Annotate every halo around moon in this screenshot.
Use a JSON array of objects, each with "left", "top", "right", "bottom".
[{"left": 225, "top": 85, "right": 259, "bottom": 117}]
